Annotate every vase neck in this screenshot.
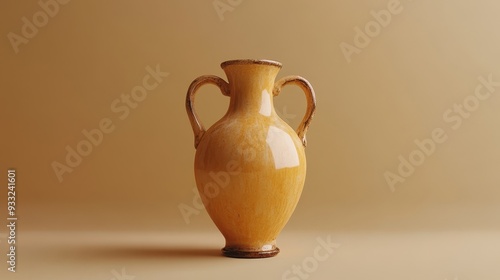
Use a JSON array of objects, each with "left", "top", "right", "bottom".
[{"left": 223, "top": 63, "right": 281, "bottom": 116}]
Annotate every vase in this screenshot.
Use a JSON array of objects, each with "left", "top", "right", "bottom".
[{"left": 185, "top": 59, "right": 316, "bottom": 258}]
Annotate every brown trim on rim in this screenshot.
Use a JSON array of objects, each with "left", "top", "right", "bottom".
[
  {"left": 221, "top": 59, "right": 282, "bottom": 69},
  {"left": 222, "top": 246, "right": 280, "bottom": 258}
]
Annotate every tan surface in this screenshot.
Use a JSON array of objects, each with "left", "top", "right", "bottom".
[
  {"left": 1, "top": 0, "right": 500, "bottom": 279},
  {"left": 1, "top": 230, "right": 500, "bottom": 279}
]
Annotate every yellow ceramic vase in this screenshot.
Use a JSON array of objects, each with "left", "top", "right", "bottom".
[{"left": 186, "top": 59, "right": 316, "bottom": 258}]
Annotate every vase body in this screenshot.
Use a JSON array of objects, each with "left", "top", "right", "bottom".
[{"left": 186, "top": 59, "right": 316, "bottom": 258}]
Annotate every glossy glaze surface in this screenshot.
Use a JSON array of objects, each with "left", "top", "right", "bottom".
[{"left": 186, "top": 59, "right": 316, "bottom": 258}]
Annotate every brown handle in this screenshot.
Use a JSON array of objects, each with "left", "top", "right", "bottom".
[
  {"left": 186, "top": 75, "right": 230, "bottom": 149},
  {"left": 273, "top": 76, "right": 317, "bottom": 147}
]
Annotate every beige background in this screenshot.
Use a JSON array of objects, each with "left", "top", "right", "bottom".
[{"left": 1, "top": 0, "right": 500, "bottom": 279}]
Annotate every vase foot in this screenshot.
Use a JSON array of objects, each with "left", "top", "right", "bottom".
[{"left": 221, "top": 246, "right": 280, "bottom": 258}]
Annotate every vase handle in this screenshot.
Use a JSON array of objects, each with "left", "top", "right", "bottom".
[
  {"left": 273, "top": 76, "right": 317, "bottom": 147},
  {"left": 186, "top": 75, "right": 230, "bottom": 149}
]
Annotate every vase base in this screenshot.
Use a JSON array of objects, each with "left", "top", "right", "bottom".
[{"left": 222, "top": 246, "right": 280, "bottom": 258}]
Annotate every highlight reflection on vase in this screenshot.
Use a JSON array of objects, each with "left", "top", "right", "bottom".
[{"left": 186, "top": 59, "right": 316, "bottom": 258}]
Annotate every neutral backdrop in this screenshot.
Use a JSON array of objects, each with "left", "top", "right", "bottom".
[{"left": 1, "top": 1, "right": 500, "bottom": 279}]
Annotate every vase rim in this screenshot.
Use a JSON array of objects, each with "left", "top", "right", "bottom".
[{"left": 221, "top": 59, "right": 282, "bottom": 69}]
